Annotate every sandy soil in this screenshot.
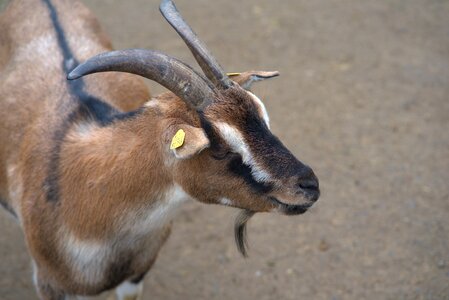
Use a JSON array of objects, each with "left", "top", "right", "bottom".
[{"left": 0, "top": 0, "right": 448, "bottom": 299}]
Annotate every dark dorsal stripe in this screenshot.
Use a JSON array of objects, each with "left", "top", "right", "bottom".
[
  {"left": 41, "top": 0, "right": 123, "bottom": 124},
  {"left": 41, "top": 0, "right": 142, "bottom": 202}
]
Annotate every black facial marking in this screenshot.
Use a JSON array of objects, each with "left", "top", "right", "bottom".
[
  {"left": 199, "top": 114, "right": 273, "bottom": 194},
  {"left": 42, "top": 0, "right": 143, "bottom": 202},
  {"left": 224, "top": 88, "right": 309, "bottom": 179},
  {"left": 228, "top": 155, "right": 273, "bottom": 194},
  {"left": 242, "top": 108, "right": 308, "bottom": 179},
  {"left": 198, "top": 114, "right": 223, "bottom": 153}
]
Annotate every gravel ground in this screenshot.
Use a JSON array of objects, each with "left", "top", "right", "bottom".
[{"left": 0, "top": 0, "right": 448, "bottom": 299}]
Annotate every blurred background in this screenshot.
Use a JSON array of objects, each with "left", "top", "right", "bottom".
[{"left": 0, "top": 0, "right": 448, "bottom": 299}]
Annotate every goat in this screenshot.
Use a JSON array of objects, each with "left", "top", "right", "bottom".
[{"left": 0, "top": 0, "right": 320, "bottom": 299}]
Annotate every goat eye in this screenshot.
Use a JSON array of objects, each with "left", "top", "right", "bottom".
[{"left": 211, "top": 148, "right": 234, "bottom": 160}]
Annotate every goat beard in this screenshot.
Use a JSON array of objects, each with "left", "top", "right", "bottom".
[{"left": 234, "top": 209, "right": 256, "bottom": 257}]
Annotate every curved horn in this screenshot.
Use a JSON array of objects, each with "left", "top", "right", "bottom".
[
  {"left": 160, "top": 0, "right": 232, "bottom": 89},
  {"left": 67, "top": 49, "right": 216, "bottom": 110}
]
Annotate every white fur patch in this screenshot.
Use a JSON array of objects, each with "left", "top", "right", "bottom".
[
  {"left": 67, "top": 35, "right": 107, "bottom": 61},
  {"left": 62, "top": 233, "right": 108, "bottom": 285},
  {"left": 15, "top": 34, "right": 106, "bottom": 75},
  {"left": 116, "top": 280, "right": 143, "bottom": 300},
  {"left": 72, "top": 121, "right": 96, "bottom": 137},
  {"left": 16, "top": 34, "right": 60, "bottom": 64},
  {"left": 121, "top": 185, "right": 190, "bottom": 236},
  {"left": 247, "top": 91, "right": 270, "bottom": 128},
  {"left": 60, "top": 185, "right": 189, "bottom": 286},
  {"left": 144, "top": 99, "right": 160, "bottom": 108},
  {"left": 214, "top": 122, "right": 272, "bottom": 182},
  {"left": 219, "top": 198, "right": 233, "bottom": 206}
]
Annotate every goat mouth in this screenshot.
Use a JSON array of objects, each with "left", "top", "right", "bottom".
[{"left": 267, "top": 196, "right": 313, "bottom": 215}]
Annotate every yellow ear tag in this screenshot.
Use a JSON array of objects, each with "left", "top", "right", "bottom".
[
  {"left": 170, "top": 129, "right": 186, "bottom": 149},
  {"left": 227, "top": 72, "right": 241, "bottom": 77}
]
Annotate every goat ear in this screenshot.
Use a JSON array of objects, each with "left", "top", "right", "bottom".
[
  {"left": 167, "top": 125, "right": 210, "bottom": 160},
  {"left": 228, "top": 71, "right": 279, "bottom": 90}
]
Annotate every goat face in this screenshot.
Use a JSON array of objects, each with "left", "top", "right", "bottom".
[
  {"left": 68, "top": 0, "right": 320, "bottom": 215},
  {"left": 172, "top": 83, "right": 319, "bottom": 215}
]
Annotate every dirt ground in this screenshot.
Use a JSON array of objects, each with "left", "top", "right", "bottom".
[{"left": 0, "top": 0, "right": 448, "bottom": 299}]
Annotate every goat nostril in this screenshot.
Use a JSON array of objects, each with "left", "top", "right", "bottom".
[
  {"left": 298, "top": 179, "right": 319, "bottom": 191},
  {"left": 298, "top": 178, "right": 320, "bottom": 201}
]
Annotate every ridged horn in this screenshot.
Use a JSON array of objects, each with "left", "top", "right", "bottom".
[
  {"left": 67, "top": 49, "right": 216, "bottom": 110},
  {"left": 160, "top": 0, "right": 232, "bottom": 90}
]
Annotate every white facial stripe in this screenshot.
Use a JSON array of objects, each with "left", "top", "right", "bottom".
[
  {"left": 247, "top": 91, "right": 270, "bottom": 128},
  {"left": 215, "top": 122, "right": 272, "bottom": 182}
]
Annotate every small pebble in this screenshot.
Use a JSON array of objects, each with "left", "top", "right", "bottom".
[{"left": 319, "top": 239, "right": 330, "bottom": 252}]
